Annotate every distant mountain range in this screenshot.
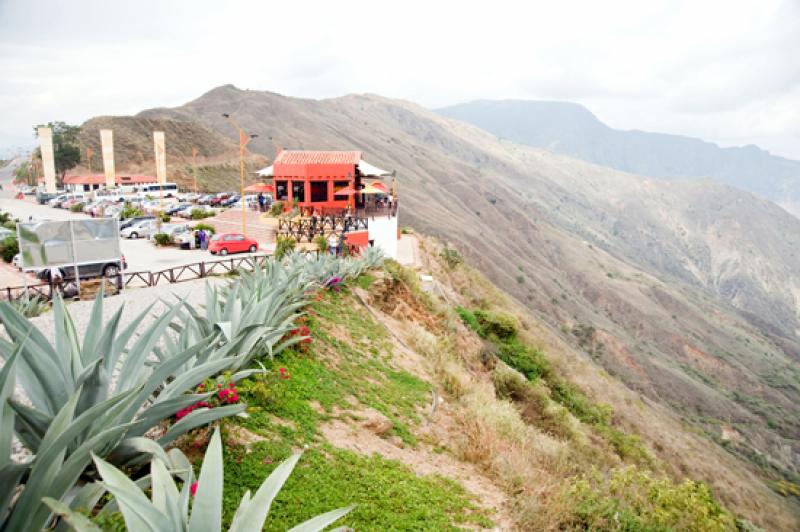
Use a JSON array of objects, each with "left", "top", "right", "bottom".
[{"left": 437, "top": 99, "right": 800, "bottom": 216}]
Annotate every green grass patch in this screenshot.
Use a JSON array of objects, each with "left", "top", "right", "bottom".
[
  {"left": 222, "top": 441, "right": 494, "bottom": 531},
  {"left": 355, "top": 272, "right": 377, "bottom": 290},
  {"left": 222, "top": 287, "right": 494, "bottom": 529}
]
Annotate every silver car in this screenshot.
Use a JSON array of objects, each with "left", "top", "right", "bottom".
[{"left": 120, "top": 219, "right": 158, "bottom": 239}]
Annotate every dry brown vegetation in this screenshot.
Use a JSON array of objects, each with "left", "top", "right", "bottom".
[{"left": 364, "top": 235, "right": 799, "bottom": 530}]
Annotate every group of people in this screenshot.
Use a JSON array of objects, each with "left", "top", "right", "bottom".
[{"left": 193, "top": 228, "right": 210, "bottom": 250}]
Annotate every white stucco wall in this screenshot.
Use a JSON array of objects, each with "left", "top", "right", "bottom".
[{"left": 368, "top": 212, "right": 399, "bottom": 260}]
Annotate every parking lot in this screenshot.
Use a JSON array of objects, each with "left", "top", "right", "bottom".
[{"left": 0, "top": 192, "right": 254, "bottom": 289}]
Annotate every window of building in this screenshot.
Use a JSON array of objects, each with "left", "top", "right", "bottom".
[
  {"left": 292, "top": 181, "right": 305, "bottom": 203},
  {"left": 310, "top": 181, "right": 328, "bottom": 202},
  {"left": 333, "top": 180, "right": 350, "bottom": 201},
  {"left": 275, "top": 180, "right": 288, "bottom": 201}
]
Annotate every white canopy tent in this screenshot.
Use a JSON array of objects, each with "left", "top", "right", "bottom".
[
  {"left": 255, "top": 159, "right": 390, "bottom": 178},
  {"left": 255, "top": 164, "right": 274, "bottom": 177},
  {"left": 357, "top": 159, "right": 392, "bottom": 177}
]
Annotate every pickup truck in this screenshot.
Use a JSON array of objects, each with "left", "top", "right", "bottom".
[{"left": 37, "top": 256, "right": 127, "bottom": 281}]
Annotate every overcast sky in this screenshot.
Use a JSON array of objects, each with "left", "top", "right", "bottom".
[{"left": 1, "top": 0, "right": 798, "bottom": 159}]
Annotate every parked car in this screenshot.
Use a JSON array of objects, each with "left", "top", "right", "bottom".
[
  {"left": 119, "top": 215, "right": 155, "bottom": 231},
  {"left": 37, "top": 256, "right": 127, "bottom": 281},
  {"left": 178, "top": 204, "right": 215, "bottom": 219},
  {"left": 209, "top": 193, "right": 233, "bottom": 206},
  {"left": 166, "top": 202, "right": 192, "bottom": 215},
  {"left": 61, "top": 198, "right": 83, "bottom": 210},
  {"left": 197, "top": 194, "right": 215, "bottom": 205},
  {"left": 121, "top": 219, "right": 158, "bottom": 239},
  {"left": 149, "top": 223, "right": 189, "bottom": 241},
  {"left": 36, "top": 191, "right": 62, "bottom": 204},
  {"left": 177, "top": 192, "right": 201, "bottom": 203},
  {"left": 48, "top": 193, "right": 83, "bottom": 208},
  {"left": 220, "top": 195, "right": 241, "bottom": 207},
  {"left": 208, "top": 233, "right": 259, "bottom": 256}
]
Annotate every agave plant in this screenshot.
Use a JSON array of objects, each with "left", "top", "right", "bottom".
[
  {"left": 45, "top": 427, "right": 354, "bottom": 532},
  {"left": 164, "top": 267, "right": 311, "bottom": 369},
  {"left": 9, "top": 295, "right": 49, "bottom": 317},
  {"left": 1, "top": 346, "right": 157, "bottom": 531},
  {"left": 0, "top": 293, "right": 253, "bottom": 469}
]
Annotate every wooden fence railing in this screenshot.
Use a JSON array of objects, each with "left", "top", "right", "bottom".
[
  {"left": 277, "top": 215, "right": 369, "bottom": 243},
  {"left": 1, "top": 252, "right": 315, "bottom": 301}
]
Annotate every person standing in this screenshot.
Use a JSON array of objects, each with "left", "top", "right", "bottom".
[
  {"left": 327, "top": 232, "right": 338, "bottom": 256},
  {"left": 199, "top": 229, "right": 208, "bottom": 250}
]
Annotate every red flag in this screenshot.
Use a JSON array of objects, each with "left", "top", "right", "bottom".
[{"left": 240, "top": 130, "right": 250, "bottom": 148}]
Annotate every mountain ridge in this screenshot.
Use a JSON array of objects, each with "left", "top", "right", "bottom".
[
  {"left": 437, "top": 99, "right": 800, "bottom": 215},
  {"left": 83, "top": 84, "right": 800, "bottom": 525}
]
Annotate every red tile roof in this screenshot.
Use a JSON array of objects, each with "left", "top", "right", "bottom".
[
  {"left": 64, "top": 174, "right": 157, "bottom": 185},
  {"left": 274, "top": 150, "right": 361, "bottom": 165}
]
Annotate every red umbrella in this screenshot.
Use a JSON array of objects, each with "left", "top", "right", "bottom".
[
  {"left": 368, "top": 181, "right": 388, "bottom": 192},
  {"left": 333, "top": 185, "right": 358, "bottom": 195},
  {"left": 244, "top": 183, "right": 274, "bottom": 193}
]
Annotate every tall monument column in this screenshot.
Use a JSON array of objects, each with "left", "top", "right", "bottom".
[
  {"left": 37, "top": 127, "right": 57, "bottom": 193},
  {"left": 100, "top": 129, "right": 115, "bottom": 188}
]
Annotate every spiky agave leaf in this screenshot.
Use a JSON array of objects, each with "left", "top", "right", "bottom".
[{"left": 49, "top": 428, "right": 354, "bottom": 532}]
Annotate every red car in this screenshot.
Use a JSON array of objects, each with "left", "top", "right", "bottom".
[{"left": 208, "top": 233, "right": 259, "bottom": 255}]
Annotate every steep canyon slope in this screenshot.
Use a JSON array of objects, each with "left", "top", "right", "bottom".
[{"left": 104, "top": 85, "right": 799, "bottom": 518}]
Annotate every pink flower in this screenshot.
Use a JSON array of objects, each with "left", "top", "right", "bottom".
[
  {"left": 218, "top": 387, "right": 239, "bottom": 404},
  {"left": 190, "top": 481, "right": 198, "bottom": 496}
]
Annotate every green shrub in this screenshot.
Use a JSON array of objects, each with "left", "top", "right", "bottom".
[
  {"left": 550, "top": 379, "right": 612, "bottom": 425},
  {"left": 153, "top": 232, "right": 171, "bottom": 246},
  {"left": 275, "top": 236, "right": 296, "bottom": 260},
  {"left": 440, "top": 246, "right": 463, "bottom": 269},
  {"left": 158, "top": 212, "right": 171, "bottom": 223},
  {"left": 121, "top": 203, "right": 144, "bottom": 219},
  {"left": 69, "top": 202, "right": 84, "bottom": 212},
  {"left": 455, "top": 306, "right": 481, "bottom": 333},
  {"left": 594, "top": 424, "right": 653, "bottom": 466},
  {"left": 191, "top": 208, "right": 215, "bottom": 220},
  {"left": 473, "top": 309, "right": 519, "bottom": 339},
  {"left": 269, "top": 201, "right": 284, "bottom": 216},
  {"left": 314, "top": 234, "right": 328, "bottom": 253},
  {"left": 0, "top": 236, "right": 18, "bottom": 263},
  {"left": 193, "top": 222, "right": 216, "bottom": 234},
  {"left": 556, "top": 466, "right": 736, "bottom": 531},
  {"left": 495, "top": 338, "right": 552, "bottom": 381}
]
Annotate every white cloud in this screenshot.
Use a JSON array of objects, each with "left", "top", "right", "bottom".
[{"left": 1, "top": 0, "right": 798, "bottom": 159}]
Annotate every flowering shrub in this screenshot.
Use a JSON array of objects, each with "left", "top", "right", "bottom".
[
  {"left": 324, "top": 276, "right": 344, "bottom": 291},
  {"left": 278, "top": 367, "right": 291, "bottom": 380},
  {"left": 175, "top": 380, "right": 240, "bottom": 419}
]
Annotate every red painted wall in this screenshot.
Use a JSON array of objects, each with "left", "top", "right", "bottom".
[
  {"left": 274, "top": 162, "right": 355, "bottom": 210},
  {"left": 344, "top": 230, "right": 369, "bottom": 248}
]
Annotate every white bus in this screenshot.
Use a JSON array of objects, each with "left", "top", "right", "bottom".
[{"left": 137, "top": 182, "right": 178, "bottom": 197}]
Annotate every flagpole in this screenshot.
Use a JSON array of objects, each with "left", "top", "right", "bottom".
[
  {"left": 192, "top": 147, "right": 199, "bottom": 195},
  {"left": 222, "top": 113, "right": 256, "bottom": 236}
]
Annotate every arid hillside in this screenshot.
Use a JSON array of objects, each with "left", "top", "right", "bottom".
[
  {"left": 112, "top": 85, "right": 799, "bottom": 519},
  {"left": 76, "top": 115, "right": 267, "bottom": 190}
]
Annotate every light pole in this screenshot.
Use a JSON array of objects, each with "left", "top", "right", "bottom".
[{"left": 222, "top": 113, "right": 257, "bottom": 235}]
